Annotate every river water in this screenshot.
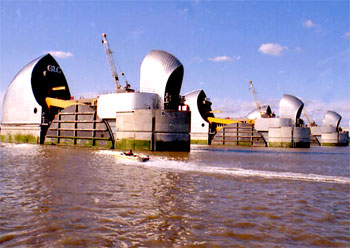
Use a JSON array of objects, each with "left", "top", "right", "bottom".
[{"left": 0, "top": 143, "right": 349, "bottom": 247}]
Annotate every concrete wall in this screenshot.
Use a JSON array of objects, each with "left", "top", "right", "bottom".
[
  {"left": 311, "top": 126, "right": 348, "bottom": 146},
  {"left": 311, "top": 126, "right": 336, "bottom": 136},
  {"left": 97, "top": 92, "right": 159, "bottom": 119},
  {"left": 115, "top": 109, "right": 191, "bottom": 151},
  {"left": 339, "top": 132, "right": 349, "bottom": 145},
  {"left": 190, "top": 132, "right": 210, "bottom": 145},
  {"left": 268, "top": 127, "right": 292, "bottom": 148},
  {"left": 255, "top": 118, "right": 292, "bottom": 132},
  {"left": 268, "top": 126, "right": 310, "bottom": 148},
  {"left": 293, "top": 127, "right": 311, "bottom": 148},
  {"left": 321, "top": 133, "right": 339, "bottom": 146},
  {"left": 321, "top": 132, "right": 349, "bottom": 146},
  {"left": 0, "top": 124, "right": 41, "bottom": 143}
]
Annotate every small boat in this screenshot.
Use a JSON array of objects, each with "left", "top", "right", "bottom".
[{"left": 115, "top": 151, "right": 150, "bottom": 162}]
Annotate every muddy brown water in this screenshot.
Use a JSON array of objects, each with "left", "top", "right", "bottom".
[{"left": 1, "top": 143, "right": 349, "bottom": 247}]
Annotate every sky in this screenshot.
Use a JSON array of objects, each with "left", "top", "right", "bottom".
[{"left": 1, "top": 0, "right": 349, "bottom": 126}]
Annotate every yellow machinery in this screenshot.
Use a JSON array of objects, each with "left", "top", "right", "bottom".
[
  {"left": 207, "top": 117, "right": 254, "bottom": 132},
  {"left": 101, "top": 33, "right": 132, "bottom": 91},
  {"left": 303, "top": 108, "right": 317, "bottom": 129},
  {"left": 102, "top": 33, "right": 120, "bottom": 90},
  {"left": 249, "top": 80, "right": 262, "bottom": 117},
  {"left": 45, "top": 97, "right": 83, "bottom": 110},
  {"left": 205, "top": 82, "right": 264, "bottom": 133}
]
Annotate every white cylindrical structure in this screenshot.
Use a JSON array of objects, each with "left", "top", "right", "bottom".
[{"left": 97, "top": 92, "right": 160, "bottom": 119}]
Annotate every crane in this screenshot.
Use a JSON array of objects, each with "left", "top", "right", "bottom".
[
  {"left": 303, "top": 108, "right": 317, "bottom": 128},
  {"left": 249, "top": 81, "right": 262, "bottom": 117},
  {"left": 101, "top": 33, "right": 120, "bottom": 91}
]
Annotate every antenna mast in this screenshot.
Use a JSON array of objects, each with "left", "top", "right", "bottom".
[{"left": 101, "top": 33, "right": 119, "bottom": 91}]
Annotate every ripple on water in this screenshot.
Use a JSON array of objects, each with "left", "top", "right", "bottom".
[{"left": 1, "top": 145, "right": 349, "bottom": 247}]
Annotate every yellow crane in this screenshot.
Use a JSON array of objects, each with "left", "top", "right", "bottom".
[
  {"left": 303, "top": 108, "right": 317, "bottom": 128},
  {"left": 102, "top": 33, "right": 132, "bottom": 92},
  {"left": 101, "top": 33, "right": 121, "bottom": 91},
  {"left": 249, "top": 80, "right": 262, "bottom": 117}
]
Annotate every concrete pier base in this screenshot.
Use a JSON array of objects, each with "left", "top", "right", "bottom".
[
  {"left": 0, "top": 124, "right": 40, "bottom": 143},
  {"left": 293, "top": 127, "right": 311, "bottom": 148},
  {"left": 115, "top": 109, "right": 191, "bottom": 151},
  {"left": 268, "top": 127, "right": 310, "bottom": 148},
  {"left": 190, "top": 132, "right": 210, "bottom": 145},
  {"left": 268, "top": 127, "right": 292, "bottom": 148},
  {"left": 322, "top": 132, "right": 349, "bottom": 146}
]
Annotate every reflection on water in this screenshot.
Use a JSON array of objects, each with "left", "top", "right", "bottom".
[{"left": 0, "top": 143, "right": 349, "bottom": 247}]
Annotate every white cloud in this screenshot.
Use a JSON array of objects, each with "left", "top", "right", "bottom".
[
  {"left": 193, "top": 56, "right": 203, "bottom": 63},
  {"left": 258, "top": 43, "right": 288, "bottom": 56},
  {"left": 45, "top": 51, "right": 73, "bottom": 59},
  {"left": 208, "top": 56, "right": 239, "bottom": 62},
  {"left": 344, "top": 31, "right": 350, "bottom": 39},
  {"left": 208, "top": 56, "right": 232, "bottom": 62},
  {"left": 295, "top": 46, "right": 302, "bottom": 53},
  {"left": 303, "top": 19, "right": 315, "bottom": 28}
]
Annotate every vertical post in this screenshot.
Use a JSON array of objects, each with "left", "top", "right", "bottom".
[
  {"left": 236, "top": 123, "right": 239, "bottom": 145},
  {"left": 222, "top": 127, "right": 226, "bottom": 145},
  {"left": 251, "top": 125, "right": 253, "bottom": 146},
  {"left": 57, "top": 113, "right": 61, "bottom": 144},
  {"left": 92, "top": 111, "right": 97, "bottom": 146},
  {"left": 151, "top": 110, "right": 156, "bottom": 151},
  {"left": 74, "top": 105, "right": 78, "bottom": 145}
]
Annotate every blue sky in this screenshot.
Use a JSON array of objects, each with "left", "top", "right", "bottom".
[{"left": 1, "top": 0, "right": 349, "bottom": 126}]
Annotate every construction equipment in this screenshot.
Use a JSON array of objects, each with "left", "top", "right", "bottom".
[
  {"left": 303, "top": 108, "right": 317, "bottom": 128},
  {"left": 207, "top": 110, "right": 222, "bottom": 114},
  {"left": 249, "top": 80, "right": 262, "bottom": 117},
  {"left": 207, "top": 117, "right": 245, "bottom": 132},
  {"left": 45, "top": 97, "right": 83, "bottom": 110},
  {"left": 101, "top": 33, "right": 120, "bottom": 91}
]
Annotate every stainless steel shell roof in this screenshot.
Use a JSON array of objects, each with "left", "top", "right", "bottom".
[
  {"left": 2, "top": 54, "right": 71, "bottom": 124},
  {"left": 140, "top": 50, "right": 184, "bottom": 108},
  {"left": 184, "top": 89, "right": 214, "bottom": 120},
  {"left": 246, "top": 105, "right": 272, "bottom": 119},
  {"left": 323, "top": 110, "right": 341, "bottom": 129},
  {"left": 2, "top": 55, "right": 44, "bottom": 124},
  {"left": 279, "top": 94, "right": 304, "bottom": 125},
  {"left": 184, "top": 89, "right": 214, "bottom": 133}
]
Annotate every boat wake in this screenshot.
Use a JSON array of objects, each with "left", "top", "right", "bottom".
[
  {"left": 96, "top": 150, "right": 350, "bottom": 185},
  {"left": 146, "top": 159, "right": 350, "bottom": 185}
]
